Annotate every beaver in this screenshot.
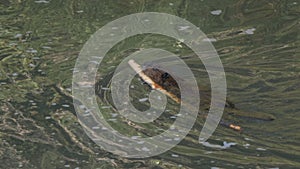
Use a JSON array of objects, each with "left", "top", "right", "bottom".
[{"left": 138, "top": 62, "right": 276, "bottom": 124}]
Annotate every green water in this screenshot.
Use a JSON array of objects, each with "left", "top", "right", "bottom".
[{"left": 0, "top": 0, "right": 299, "bottom": 169}]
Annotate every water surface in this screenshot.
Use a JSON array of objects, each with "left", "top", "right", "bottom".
[{"left": 0, "top": 0, "right": 299, "bottom": 168}]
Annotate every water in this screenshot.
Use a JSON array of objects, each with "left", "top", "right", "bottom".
[{"left": 0, "top": 0, "right": 299, "bottom": 168}]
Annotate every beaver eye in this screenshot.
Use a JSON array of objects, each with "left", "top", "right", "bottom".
[{"left": 161, "top": 72, "right": 170, "bottom": 79}]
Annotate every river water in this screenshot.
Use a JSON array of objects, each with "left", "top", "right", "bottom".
[{"left": 0, "top": 0, "right": 299, "bottom": 169}]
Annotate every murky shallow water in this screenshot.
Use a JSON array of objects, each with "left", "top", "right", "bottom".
[{"left": 0, "top": 0, "right": 299, "bottom": 169}]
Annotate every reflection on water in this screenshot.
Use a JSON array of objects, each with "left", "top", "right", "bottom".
[{"left": 0, "top": 0, "right": 299, "bottom": 168}]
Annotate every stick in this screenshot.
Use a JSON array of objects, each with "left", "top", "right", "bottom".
[{"left": 128, "top": 59, "right": 241, "bottom": 131}]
